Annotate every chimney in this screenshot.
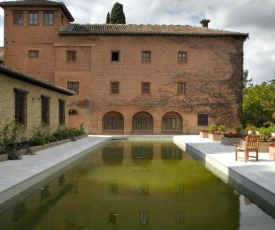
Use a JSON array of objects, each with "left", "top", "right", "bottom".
[{"left": 200, "top": 19, "right": 210, "bottom": 28}]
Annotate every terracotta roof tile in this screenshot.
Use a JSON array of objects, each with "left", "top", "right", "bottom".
[
  {"left": 59, "top": 24, "right": 249, "bottom": 38},
  {"left": 0, "top": 0, "right": 74, "bottom": 22}
]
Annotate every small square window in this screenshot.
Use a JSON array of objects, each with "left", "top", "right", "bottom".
[
  {"left": 198, "top": 114, "right": 208, "bottom": 126},
  {"left": 177, "top": 83, "right": 186, "bottom": 94},
  {"left": 142, "top": 51, "right": 151, "bottom": 62},
  {"left": 29, "top": 12, "right": 38, "bottom": 25},
  {"left": 142, "top": 82, "right": 151, "bottom": 94},
  {"left": 111, "top": 51, "right": 120, "bottom": 62},
  {"left": 111, "top": 82, "right": 119, "bottom": 94},
  {"left": 178, "top": 52, "right": 187, "bottom": 63},
  {"left": 67, "top": 50, "right": 76, "bottom": 62},
  {"left": 44, "top": 12, "right": 54, "bottom": 25},
  {"left": 14, "top": 12, "right": 23, "bottom": 25},
  {"left": 28, "top": 50, "right": 39, "bottom": 58},
  {"left": 67, "top": 82, "right": 79, "bottom": 94}
]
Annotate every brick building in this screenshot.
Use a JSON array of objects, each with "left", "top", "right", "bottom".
[
  {"left": 0, "top": 0, "right": 249, "bottom": 135},
  {"left": 0, "top": 65, "right": 74, "bottom": 138}
]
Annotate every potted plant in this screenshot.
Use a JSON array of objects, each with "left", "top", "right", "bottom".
[
  {"left": 221, "top": 131, "right": 244, "bottom": 146},
  {"left": 199, "top": 130, "right": 209, "bottom": 138},
  {"left": 218, "top": 125, "right": 227, "bottom": 133},
  {"left": 269, "top": 143, "right": 275, "bottom": 160},
  {"left": 208, "top": 123, "right": 222, "bottom": 141},
  {"left": 208, "top": 122, "right": 217, "bottom": 133}
]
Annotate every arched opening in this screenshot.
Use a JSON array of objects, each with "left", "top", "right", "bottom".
[
  {"left": 132, "top": 111, "right": 153, "bottom": 134},
  {"left": 103, "top": 111, "right": 124, "bottom": 134},
  {"left": 161, "top": 112, "right": 183, "bottom": 134}
]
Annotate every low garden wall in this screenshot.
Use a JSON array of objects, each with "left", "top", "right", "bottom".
[{"left": 0, "top": 135, "right": 87, "bottom": 162}]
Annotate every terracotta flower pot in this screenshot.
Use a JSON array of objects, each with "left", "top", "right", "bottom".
[{"left": 269, "top": 147, "right": 275, "bottom": 160}]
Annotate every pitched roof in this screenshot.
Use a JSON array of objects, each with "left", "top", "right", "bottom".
[
  {"left": 0, "top": 65, "right": 75, "bottom": 96},
  {"left": 0, "top": 0, "right": 74, "bottom": 22},
  {"left": 59, "top": 24, "right": 249, "bottom": 38}
]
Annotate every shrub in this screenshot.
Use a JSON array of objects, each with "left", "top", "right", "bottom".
[
  {"left": 208, "top": 122, "right": 217, "bottom": 133},
  {"left": 235, "top": 124, "right": 243, "bottom": 136},
  {"left": 0, "top": 121, "right": 26, "bottom": 152},
  {"left": 46, "top": 135, "right": 58, "bottom": 143},
  {"left": 32, "top": 136, "right": 47, "bottom": 146},
  {"left": 218, "top": 125, "right": 227, "bottom": 132},
  {"left": 31, "top": 123, "right": 51, "bottom": 141}
]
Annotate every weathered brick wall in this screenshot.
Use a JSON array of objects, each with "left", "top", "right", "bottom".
[
  {"left": 54, "top": 35, "right": 243, "bottom": 134},
  {"left": 2, "top": 6, "right": 245, "bottom": 135},
  {"left": 3, "top": 6, "right": 65, "bottom": 84},
  {"left": 0, "top": 74, "right": 69, "bottom": 138}
]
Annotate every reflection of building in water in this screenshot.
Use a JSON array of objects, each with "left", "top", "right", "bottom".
[
  {"left": 109, "top": 179, "right": 119, "bottom": 194},
  {"left": 139, "top": 210, "right": 149, "bottom": 226},
  {"left": 0, "top": 141, "right": 240, "bottom": 229},
  {"left": 161, "top": 144, "right": 183, "bottom": 159},
  {"left": 175, "top": 179, "right": 185, "bottom": 195},
  {"left": 102, "top": 141, "right": 124, "bottom": 164},
  {"left": 132, "top": 144, "right": 153, "bottom": 159},
  {"left": 0, "top": 168, "right": 78, "bottom": 229},
  {"left": 102, "top": 147, "right": 124, "bottom": 163}
]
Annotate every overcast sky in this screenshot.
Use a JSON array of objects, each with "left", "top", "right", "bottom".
[{"left": 0, "top": 0, "right": 274, "bottom": 84}]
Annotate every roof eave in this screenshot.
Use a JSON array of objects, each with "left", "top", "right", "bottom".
[
  {"left": 0, "top": 2, "right": 74, "bottom": 22},
  {"left": 58, "top": 31, "right": 249, "bottom": 39},
  {"left": 0, "top": 65, "right": 75, "bottom": 96}
]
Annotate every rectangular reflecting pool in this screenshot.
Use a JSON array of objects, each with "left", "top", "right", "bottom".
[{"left": 0, "top": 139, "right": 274, "bottom": 229}]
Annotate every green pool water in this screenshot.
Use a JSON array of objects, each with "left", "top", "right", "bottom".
[{"left": 0, "top": 139, "right": 274, "bottom": 230}]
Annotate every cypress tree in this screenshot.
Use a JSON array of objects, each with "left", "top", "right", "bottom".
[
  {"left": 110, "top": 2, "right": 126, "bottom": 24},
  {"left": 106, "top": 12, "right": 110, "bottom": 24}
]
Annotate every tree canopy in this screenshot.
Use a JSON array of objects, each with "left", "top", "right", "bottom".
[
  {"left": 106, "top": 2, "right": 126, "bottom": 24},
  {"left": 243, "top": 69, "right": 253, "bottom": 88},
  {"left": 242, "top": 82, "right": 275, "bottom": 127},
  {"left": 106, "top": 12, "right": 110, "bottom": 24}
]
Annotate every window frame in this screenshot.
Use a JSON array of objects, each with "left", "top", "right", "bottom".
[
  {"left": 111, "top": 82, "right": 119, "bottom": 94},
  {"left": 162, "top": 118, "right": 182, "bottom": 130},
  {"left": 43, "top": 11, "right": 54, "bottom": 25},
  {"left": 142, "top": 51, "right": 151, "bottom": 62},
  {"left": 28, "top": 50, "right": 39, "bottom": 58},
  {"left": 141, "top": 82, "right": 151, "bottom": 95},
  {"left": 13, "top": 11, "right": 23, "bottom": 25},
  {"left": 29, "top": 11, "right": 38, "bottom": 25},
  {"left": 14, "top": 89, "right": 28, "bottom": 126},
  {"left": 111, "top": 51, "right": 120, "bottom": 62},
  {"left": 161, "top": 112, "right": 183, "bottom": 131},
  {"left": 67, "top": 50, "right": 76, "bottom": 62},
  {"left": 178, "top": 52, "right": 187, "bottom": 63},
  {"left": 177, "top": 82, "right": 186, "bottom": 94},
  {"left": 198, "top": 114, "right": 209, "bottom": 126},
  {"left": 132, "top": 112, "right": 153, "bottom": 130},
  {"left": 67, "top": 81, "right": 79, "bottom": 94},
  {"left": 41, "top": 95, "right": 50, "bottom": 125},
  {"left": 103, "top": 112, "right": 124, "bottom": 130},
  {"left": 59, "top": 99, "right": 66, "bottom": 125}
]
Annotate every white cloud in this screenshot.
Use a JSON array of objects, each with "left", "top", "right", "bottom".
[{"left": 0, "top": 0, "right": 274, "bottom": 84}]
